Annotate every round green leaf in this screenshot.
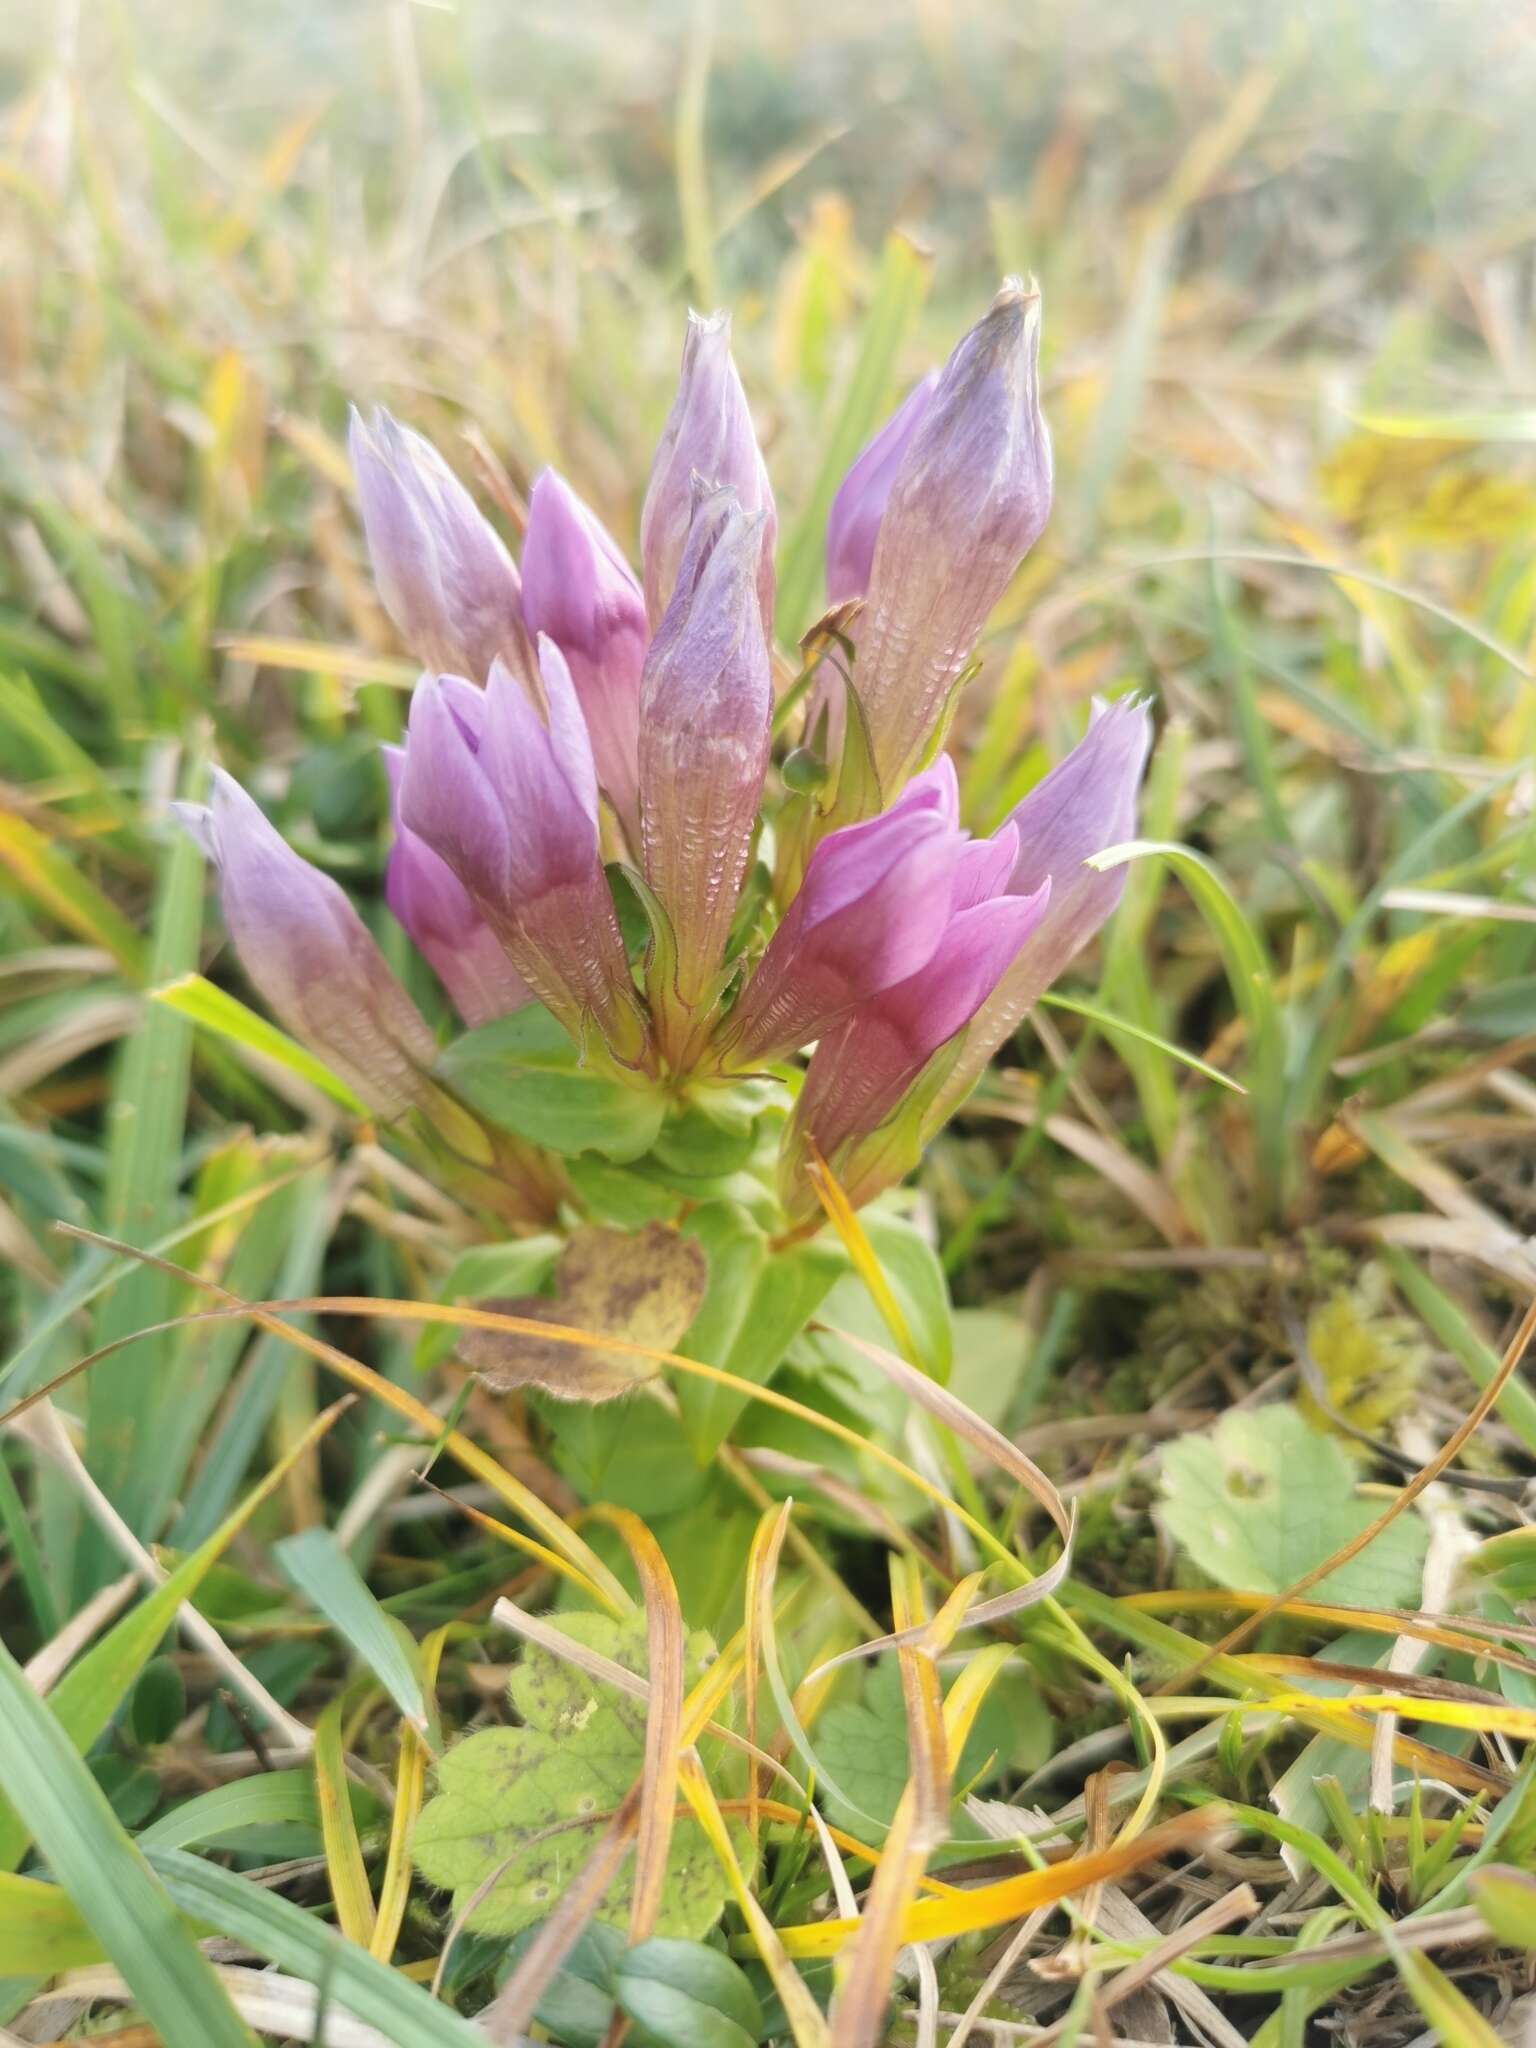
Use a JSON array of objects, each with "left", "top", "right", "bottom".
[{"left": 615, "top": 1937, "right": 764, "bottom": 2048}]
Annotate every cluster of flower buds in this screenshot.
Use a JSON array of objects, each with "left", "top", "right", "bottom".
[{"left": 181, "top": 282, "right": 1151, "bottom": 1222}]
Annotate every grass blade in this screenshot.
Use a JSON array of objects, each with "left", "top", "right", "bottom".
[
  {"left": 314, "top": 1695, "right": 377, "bottom": 1947},
  {"left": 0, "top": 1396, "right": 348, "bottom": 1871},
  {"left": 153, "top": 972, "right": 366, "bottom": 1112},
  {"left": 147, "top": 1847, "right": 489, "bottom": 2048},
  {"left": 0, "top": 1635, "right": 257, "bottom": 2046},
  {"left": 276, "top": 1526, "right": 428, "bottom": 1731}
]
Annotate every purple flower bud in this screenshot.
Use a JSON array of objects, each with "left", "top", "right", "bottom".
[
  {"left": 825, "top": 371, "right": 940, "bottom": 606},
  {"left": 928, "top": 695, "right": 1154, "bottom": 1122},
  {"left": 853, "top": 281, "right": 1053, "bottom": 792},
  {"left": 174, "top": 770, "right": 437, "bottom": 1117},
  {"left": 348, "top": 407, "right": 533, "bottom": 684},
  {"left": 638, "top": 487, "right": 772, "bottom": 1010},
  {"left": 791, "top": 879, "right": 1051, "bottom": 1171},
  {"left": 640, "top": 311, "right": 776, "bottom": 636},
  {"left": 400, "top": 650, "right": 649, "bottom": 1066},
  {"left": 726, "top": 761, "right": 967, "bottom": 1061},
  {"left": 520, "top": 469, "right": 649, "bottom": 848},
  {"left": 381, "top": 746, "right": 532, "bottom": 1030}
]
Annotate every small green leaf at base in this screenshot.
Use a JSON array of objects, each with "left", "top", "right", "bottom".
[{"left": 615, "top": 1937, "right": 764, "bottom": 2048}]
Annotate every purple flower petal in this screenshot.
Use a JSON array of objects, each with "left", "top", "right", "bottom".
[
  {"left": 521, "top": 469, "right": 649, "bottom": 847},
  {"left": 640, "top": 311, "right": 776, "bottom": 636},
  {"left": 929, "top": 694, "right": 1154, "bottom": 1120},
  {"left": 176, "top": 770, "right": 437, "bottom": 1117},
  {"left": 795, "top": 880, "right": 1051, "bottom": 1162},
  {"left": 727, "top": 767, "right": 968, "bottom": 1061},
  {"left": 638, "top": 486, "right": 773, "bottom": 1010},
  {"left": 381, "top": 746, "right": 531, "bottom": 1029},
  {"left": 348, "top": 407, "right": 533, "bottom": 685},
  {"left": 825, "top": 370, "right": 940, "bottom": 605},
  {"left": 401, "top": 653, "right": 646, "bottom": 1064},
  {"left": 852, "top": 282, "right": 1053, "bottom": 793}
]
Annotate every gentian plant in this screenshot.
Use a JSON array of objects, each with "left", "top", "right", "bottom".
[{"left": 179, "top": 281, "right": 1151, "bottom": 1440}]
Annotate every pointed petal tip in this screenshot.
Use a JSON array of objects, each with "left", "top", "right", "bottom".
[
  {"left": 171, "top": 800, "right": 218, "bottom": 860},
  {"left": 993, "top": 273, "right": 1040, "bottom": 308},
  {"left": 686, "top": 306, "right": 731, "bottom": 339}
]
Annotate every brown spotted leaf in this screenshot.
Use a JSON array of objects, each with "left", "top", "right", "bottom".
[{"left": 459, "top": 1221, "right": 708, "bottom": 1403}]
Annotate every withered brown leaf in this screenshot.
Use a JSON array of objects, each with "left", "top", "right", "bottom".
[{"left": 458, "top": 1221, "right": 708, "bottom": 1403}]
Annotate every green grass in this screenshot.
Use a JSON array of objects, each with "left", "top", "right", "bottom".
[{"left": 3, "top": 1, "right": 1536, "bottom": 2041}]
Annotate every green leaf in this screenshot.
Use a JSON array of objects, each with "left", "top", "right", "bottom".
[
  {"left": 567, "top": 1153, "right": 684, "bottom": 1228},
  {"left": 147, "top": 1846, "right": 489, "bottom": 2048},
  {"left": 1461, "top": 975, "right": 1536, "bottom": 1038},
  {"left": 274, "top": 1526, "right": 428, "bottom": 1731},
  {"left": 138, "top": 1771, "right": 334, "bottom": 1853},
  {"left": 82, "top": 799, "right": 204, "bottom": 1562},
  {"left": 0, "top": 1637, "right": 255, "bottom": 2046},
  {"left": 1157, "top": 1406, "right": 1427, "bottom": 1607},
  {"left": 1090, "top": 837, "right": 1288, "bottom": 1210},
  {"left": 0, "top": 1871, "right": 108, "bottom": 1974},
  {"left": 675, "top": 1205, "right": 844, "bottom": 1461},
  {"left": 152, "top": 972, "right": 366, "bottom": 1111},
  {"left": 1383, "top": 1247, "right": 1536, "bottom": 1457},
  {"left": 649, "top": 1092, "right": 763, "bottom": 1181},
  {"left": 815, "top": 1659, "right": 1047, "bottom": 1836},
  {"left": 412, "top": 1611, "right": 736, "bottom": 1941},
  {"left": 1037, "top": 989, "right": 1247, "bottom": 1094},
  {"left": 615, "top": 1937, "right": 764, "bottom": 2048},
  {"left": 946, "top": 1308, "right": 1031, "bottom": 1430},
  {"left": 127, "top": 1656, "right": 186, "bottom": 1747},
  {"left": 438, "top": 1003, "right": 666, "bottom": 1161},
  {"left": 858, "top": 1207, "right": 953, "bottom": 1379},
  {"left": 499, "top": 1920, "right": 628, "bottom": 2047},
  {"left": 548, "top": 1396, "right": 711, "bottom": 1516}
]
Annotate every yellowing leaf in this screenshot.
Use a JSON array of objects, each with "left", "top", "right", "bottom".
[{"left": 411, "top": 1611, "right": 740, "bottom": 1942}]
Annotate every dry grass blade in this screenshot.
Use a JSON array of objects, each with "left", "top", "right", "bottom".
[
  {"left": 588, "top": 1504, "right": 685, "bottom": 1945},
  {"left": 679, "top": 1754, "right": 833, "bottom": 2048},
  {"left": 35, "top": 1239, "right": 1012, "bottom": 1590},
  {"left": 478, "top": 1793, "right": 639, "bottom": 2046},
  {"left": 8, "top": 1396, "right": 345, "bottom": 1751},
  {"left": 370, "top": 1625, "right": 449, "bottom": 1963},
  {"left": 416, "top": 1478, "right": 614, "bottom": 1605},
  {"left": 489, "top": 1596, "right": 794, "bottom": 1793},
  {"left": 44, "top": 1226, "right": 633, "bottom": 1616},
  {"left": 1169, "top": 1290, "right": 1536, "bottom": 1683},
  {"left": 742, "top": 1500, "right": 783, "bottom": 1856},
  {"left": 1031, "top": 1883, "right": 1259, "bottom": 2047},
  {"left": 22, "top": 1575, "right": 136, "bottom": 1695},
  {"left": 806, "top": 1519, "right": 1077, "bottom": 1685},
  {"left": 804, "top": 1146, "right": 921, "bottom": 1359},
  {"left": 825, "top": 1324, "right": 1071, "bottom": 1543},
  {"left": 1124, "top": 1589, "right": 1536, "bottom": 1681},
  {"left": 829, "top": 1557, "right": 952, "bottom": 2048},
  {"left": 313, "top": 1695, "right": 375, "bottom": 1948},
  {"left": 777, "top": 1806, "right": 1227, "bottom": 1955}
]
